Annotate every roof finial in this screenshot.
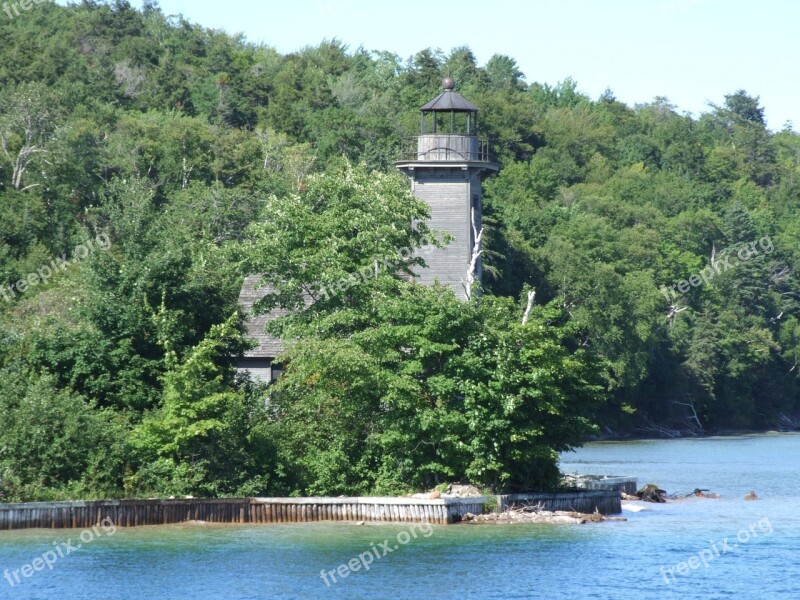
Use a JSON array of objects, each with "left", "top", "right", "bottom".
[{"left": 443, "top": 75, "right": 455, "bottom": 91}]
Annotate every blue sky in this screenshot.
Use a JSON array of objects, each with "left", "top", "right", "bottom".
[{"left": 125, "top": 0, "right": 796, "bottom": 130}]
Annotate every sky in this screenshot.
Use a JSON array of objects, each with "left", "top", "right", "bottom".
[{"left": 128, "top": 0, "right": 797, "bottom": 130}]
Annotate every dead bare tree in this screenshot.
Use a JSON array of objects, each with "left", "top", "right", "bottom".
[
  {"left": 673, "top": 395, "right": 704, "bottom": 433},
  {"left": 283, "top": 142, "right": 317, "bottom": 191},
  {"left": 461, "top": 208, "right": 483, "bottom": 301},
  {"left": 255, "top": 127, "right": 289, "bottom": 171},
  {"left": 710, "top": 241, "right": 717, "bottom": 272},
  {"left": 0, "top": 83, "right": 56, "bottom": 191},
  {"left": 635, "top": 415, "right": 682, "bottom": 438},
  {"left": 522, "top": 289, "right": 536, "bottom": 325},
  {"left": 770, "top": 263, "right": 791, "bottom": 285},
  {"left": 665, "top": 302, "right": 688, "bottom": 324},
  {"left": 113, "top": 61, "right": 147, "bottom": 98}
]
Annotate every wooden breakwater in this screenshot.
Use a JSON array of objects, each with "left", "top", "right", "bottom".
[
  {"left": 0, "top": 497, "right": 482, "bottom": 530},
  {"left": 0, "top": 491, "right": 619, "bottom": 531},
  {"left": 498, "top": 490, "right": 621, "bottom": 515},
  {"left": 565, "top": 475, "right": 638, "bottom": 495}
]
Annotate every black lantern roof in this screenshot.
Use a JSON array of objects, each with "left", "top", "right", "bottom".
[{"left": 420, "top": 77, "right": 478, "bottom": 113}]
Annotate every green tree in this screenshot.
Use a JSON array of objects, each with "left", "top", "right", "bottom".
[
  {"left": 0, "top": 369, "right": 126, "bottom": 502},
  {"left": 130, "top": 316, "right": 272, "bottom": 497}
]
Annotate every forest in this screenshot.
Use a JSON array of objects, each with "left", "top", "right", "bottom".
[{"left": 0, "top": 1, "right": 798, "bottom": 502}]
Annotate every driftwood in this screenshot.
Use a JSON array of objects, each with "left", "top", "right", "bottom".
[
  {"left": 634, "top": 416, "right": 683, "bottom": 438},
  {"left": 667, "top": 488, "right": 721, "bottom": 500}
]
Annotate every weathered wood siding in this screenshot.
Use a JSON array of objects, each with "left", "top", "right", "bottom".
[
  {"left": 234, "top": 357, "right": 274, "bottom": 384},
  {"left": 416, "top": 134, "right": 479, "bottom": 160},
  {"left": 411, "top": 168, "right": 482, "bottom": 300}
]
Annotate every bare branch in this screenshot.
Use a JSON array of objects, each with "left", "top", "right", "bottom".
[
  {"left": 635, "top": 415, "right": 682, "bottom": 438},
  {"left": 673, "top": 398, "right": 703, "bottom": 432},
  {"left": 665, "top": 301, "right": 688, "bottom": 323}
]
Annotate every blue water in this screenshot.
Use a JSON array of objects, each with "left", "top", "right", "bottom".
[{"left": 1, "top": 433, "right": 799, "bottom": 599}]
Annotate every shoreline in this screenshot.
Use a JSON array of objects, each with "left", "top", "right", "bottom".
[
  {"left": 0, "top": 490, "right": 623, "bottom": 531},
  {"left": 583, "top": 427, "right": 800, "bottom": 443}
]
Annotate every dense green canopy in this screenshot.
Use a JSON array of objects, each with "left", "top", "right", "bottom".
[{"left": 0, "top": 1, "right": 797, "bottom": 501}]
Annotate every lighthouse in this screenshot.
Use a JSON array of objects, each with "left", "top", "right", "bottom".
[
  {"left": 395, "top": 77, "right": 499, "bottom": 300},
  {"left": 237, "top": 79, "right": 500, "bottom": 384}
]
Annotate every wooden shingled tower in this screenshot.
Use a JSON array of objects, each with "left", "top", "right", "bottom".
[{"left": 395, "top": 77, "right": 498, "bottom": 299}]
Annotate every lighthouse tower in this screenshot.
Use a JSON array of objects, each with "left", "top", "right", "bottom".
[{"left": 395, "top": 77, "right": 499, "bottom": 299}]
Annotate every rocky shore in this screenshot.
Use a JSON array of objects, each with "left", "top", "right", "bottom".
[{"left": 461, "top": 508, "right": 626, "bottom": 525}]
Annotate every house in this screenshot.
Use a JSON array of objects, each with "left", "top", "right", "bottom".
[{"left": 235, "top": 275, "right": 288, "bottom": 384}]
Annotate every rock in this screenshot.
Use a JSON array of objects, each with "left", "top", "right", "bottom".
[
  {"left": 744, "top": 491, "right": 758, "bottom": 501},
  {"left": 550, "top": 515, "right": 584, "bottom": 524},
  {"left": 445, "top": 484, "right": 483, "bottom": 497},
  {"left": 429, "top": 491, "right": 441, "bottom": 499},
  {"left": 356, "top": 521, "right": 365, "bottom": 525},
  {"left": 636, "top": 483, "right": 667, "bottom": 503},
  {"left": 463, "top": 508, "right": 625, "bottom": 526},
  {"left": 693, "top": 488, "right": 720, "bottom": 499}
]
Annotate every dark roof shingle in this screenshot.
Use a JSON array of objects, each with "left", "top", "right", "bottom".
[
  {"left": 420, "top": 90, "right": 478, "bottom": 112},
  {"left": 238, "top": 275, "right": 316, "bottom": 359},
  {"left": 238, "top": 275, "right": 290, "bottom": 358}
]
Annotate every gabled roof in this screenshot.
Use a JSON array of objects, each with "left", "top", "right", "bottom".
[{"left": 420, "top": 90, "right": 478, "bottom": 113}]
